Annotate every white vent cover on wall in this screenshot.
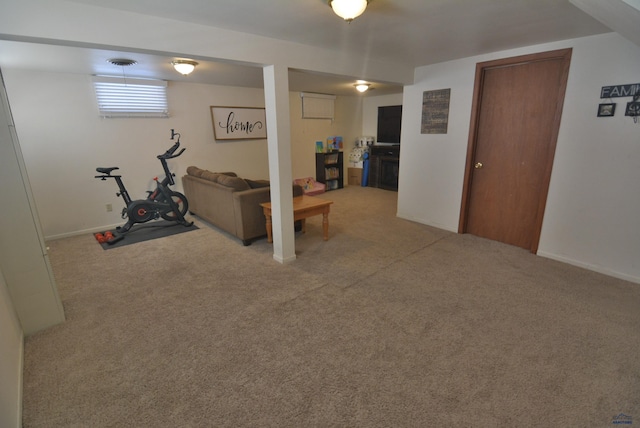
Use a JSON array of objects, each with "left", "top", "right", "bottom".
[
  {"left": 93, "top": 76, "right": 169, "bottom": 118},
  {"left": 300, "top": 92, "right": 336, "bottom": 119}
]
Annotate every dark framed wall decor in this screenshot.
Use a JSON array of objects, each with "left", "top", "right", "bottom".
[
  {"left": 210, "top": 106, "right": 267, "bottom": 140},
  {"left": 597, "top": 103, "right": 616, "bottom": 117},
  {"left": 421, "top": 88, "right": 451, "bottom": 134}
]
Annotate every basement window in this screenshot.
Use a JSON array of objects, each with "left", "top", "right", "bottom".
[
  {"left": 300, "top": 92, "right": 336, "bottom": 120},
  {"left": 93, "top": 76, "right": 169, "bottom": 118}
]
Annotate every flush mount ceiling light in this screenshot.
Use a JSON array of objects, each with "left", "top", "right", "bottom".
[
  {"left": 355, "top": 83, "right": 371, "bottom": 92},
  {"left": 107, "top": 58, "right": 137, "bottom": 67},
  {"left": 172, "top": 59, "right": 198, "bottom": 76},
  {"left": 329, "top": 0, "right": 369, "bottom": 22}
]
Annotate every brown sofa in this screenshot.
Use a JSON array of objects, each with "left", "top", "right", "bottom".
[{"left": 182, "top": 167, "right": 303, "bottom": 245}]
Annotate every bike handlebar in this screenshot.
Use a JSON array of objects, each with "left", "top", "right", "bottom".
[
  {"left": 158, "top": 141, "right": 185, "bottom": 160},
  {"left": 96, "top": 134, "right": 185, "bottom": 187},
  {"left": 157, "top": 141, "right": 185, "bottom": 186}
]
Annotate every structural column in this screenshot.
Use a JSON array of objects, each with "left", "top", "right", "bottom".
[
  {"left": 263, "top": 64, "right": 296, "bottom": 263},
  {"left": 0, "top": 73, "right": 65, "bottom": 334}
]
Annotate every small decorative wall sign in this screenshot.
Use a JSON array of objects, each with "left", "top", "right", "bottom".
[
  {"left": 597, "top": 103, "right": 616, "bottom": 117},
  {"left": 421, "top": 88, "right": 450, "bottom": 134},
  {"left": 210, "top": 106, "right": 267, "bottom": 140},
  {"left": 625, "top": 102, "right": 640, "bottom": 117},
  {"left": 600, "top": 83, "right": 640, "bottom": 98},
  {"left": 599, "top": 83, "right": 640, "bottom": 121}
]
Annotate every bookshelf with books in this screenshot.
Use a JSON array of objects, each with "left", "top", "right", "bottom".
[{"left": 315, "top": 151, "right": 343, "bottom": 191}]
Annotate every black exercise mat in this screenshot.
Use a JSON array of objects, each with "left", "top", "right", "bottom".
[{"left": 98, "top": 220, "right": 198, "bottom": 249}]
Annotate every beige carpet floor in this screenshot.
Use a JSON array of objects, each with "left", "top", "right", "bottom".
[{"left": 23, "top": 186, "right": 640, "bottom": 427}]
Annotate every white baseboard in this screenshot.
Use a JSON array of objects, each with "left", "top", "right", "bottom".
[
  {"left": 273, "top": 253, "right": 297, "bottom": 264},
  {"left": 395, "top": 212, "right": 457, "bottom": 233},
  {"left": 394, "top": 212, "right": 639, "bottom": 285},
  {"left": 45, "top": 223, "right": 123, "bottom": 241},
  {"left": 537, "top": 250, "right": 640, "bottom": 285}
]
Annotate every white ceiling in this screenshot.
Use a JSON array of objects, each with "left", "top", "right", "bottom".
[
  {"left": 0, "top": 0, "right": 631, "bottom": 96},
  {"left": 64, "top": 0, "right": 611, "bottom": 67}
]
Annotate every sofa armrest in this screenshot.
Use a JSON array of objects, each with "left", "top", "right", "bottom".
[
  {"left": 232, "top": 187, "right": 273, "bottom": 241},
  {"left": 182, "top": 174, "right": 237, "bottom": 235},
  {"left": 232, "top": 185, "right": 305, "bottom": 241}
]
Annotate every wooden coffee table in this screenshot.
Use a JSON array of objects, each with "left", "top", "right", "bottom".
[{"left": 260, "top": 195, "right": 333, "bottom": 243}]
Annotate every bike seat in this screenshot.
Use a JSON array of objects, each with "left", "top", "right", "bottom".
[{"left": 96, "top": 167, "right": 119, "bottom": 174}]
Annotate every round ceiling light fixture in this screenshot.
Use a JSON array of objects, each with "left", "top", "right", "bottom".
[
  {"left": 329, "top": 0, "right": 369, "bottom": 22},
  {"left": 355, "top": 83, "right": 371, "bottom": 93},
  {"left": 354, "top": 80, "right": 372, "bottom": 92},
  {"left": 172, "top": 59, "right": 199, "bottom": 76}
]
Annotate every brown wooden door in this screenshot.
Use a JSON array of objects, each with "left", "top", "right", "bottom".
[{"left": 459, "top": 49, "right": 572, "bottom": 252}]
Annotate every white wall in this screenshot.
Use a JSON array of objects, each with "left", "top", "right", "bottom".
[
  {"left": 540, "top": 33, "right": 640, "bottom": 281},
  {"left": 398, "top": 32, "right": 640, "bottom": 283},
  {"left": 2, "top": 70, "right": 363, "bottom": 239},
  {"left": 0, "top": 72, "right": 65, "bottom": 335},
  {"left": 0, "top": 268, "right": 23, "bottom": 428},
  {"left": 289, "top": 92, "right": 363, "bottom": 179}
]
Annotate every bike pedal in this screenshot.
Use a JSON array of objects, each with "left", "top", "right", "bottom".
[{"left": 106, "top": 234, "right": 124, "bottom": 245}]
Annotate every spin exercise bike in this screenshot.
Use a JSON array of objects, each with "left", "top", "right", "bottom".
[{"left": 95, "top": 130, "right": 192, "bottom": 239}]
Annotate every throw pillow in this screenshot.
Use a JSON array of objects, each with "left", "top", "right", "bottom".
[{"left": 217, "top": 175, "right": 251, "bottom": 191}]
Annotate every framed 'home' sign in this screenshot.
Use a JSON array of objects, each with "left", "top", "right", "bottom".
[{"left": 210, "top": 106, "right": 267, "bottom": 140}]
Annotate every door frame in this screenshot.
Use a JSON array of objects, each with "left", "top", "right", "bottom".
[{"left": 458, "top": 48, "right": 572, "bottom": 253}]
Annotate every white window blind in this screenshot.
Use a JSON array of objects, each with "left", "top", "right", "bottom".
[
  {"left": 93, "top": 76, "right": 169, "bottom": 118},
  {"left": 300, "top": 92, "right": 336, "bottom": 119}
]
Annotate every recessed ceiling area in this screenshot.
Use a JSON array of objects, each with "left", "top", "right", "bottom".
[
  {"left": 2, "top": 0, "right": 636, "bottom": 97},
  {"left": 0, "top": 40, "right": 402, "bottom": 96}
]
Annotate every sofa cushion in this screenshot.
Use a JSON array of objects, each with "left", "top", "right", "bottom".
[
  {"left": 187, "top": 167, "right": 238, "bottom": 180},
  {"left": 246, "top": 179, "right": 270, "bottom": 189},
  {"left": 187, "top": 166, "right": 205, "bottom": 177},
  {"left": 200, "top": 171, "right": 222, "bottom": 182},
  {"left": 217, "top": 174, "right": 251, "bottom": 191}
]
